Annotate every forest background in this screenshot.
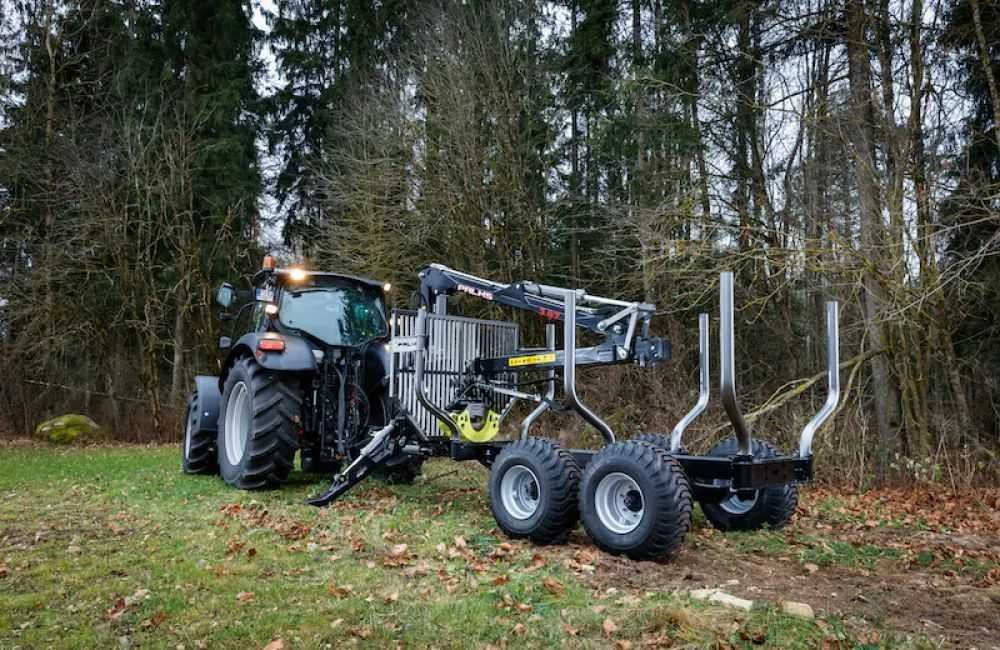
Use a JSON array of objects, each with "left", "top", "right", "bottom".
[{"left": 1, "top": 0, "right": 998, "bottom": 486}]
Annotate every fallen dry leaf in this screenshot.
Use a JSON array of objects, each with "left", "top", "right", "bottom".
[
  {"left": 542, "top": 576, "right": 565, "bottom": 596},
  {"left": 139, "top": 611, "right": 167, "bottom": 630},
  {"left": 388, "top": 543, "right": 408, "bottom": 558},
  {"left": 602, "top": 617, "right": 619, "bottom": 636},
  {"left": 237, "top": 591, "right": 255, "bottom": 604},
  {"left": 328, "top": 583, "right": 354, "bottom": 598},
  {"left": 512, "top": 622, "right": 526, "bottom": 636},
  {"left": 262, "top": 639, "right": 284, "bottom": 650},
  {"left": 105, "top": 597, "right": 127, "bottom": 621}
]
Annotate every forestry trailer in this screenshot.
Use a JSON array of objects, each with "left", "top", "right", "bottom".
[{"left": 182, "top": 259, "right": 840, "bottom": 560}]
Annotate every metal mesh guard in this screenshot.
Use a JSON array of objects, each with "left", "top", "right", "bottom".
[{"left": 390, "top": 310, "right": 519, "bottom": 439}]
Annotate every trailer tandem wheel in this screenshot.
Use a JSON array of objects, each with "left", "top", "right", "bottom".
[
  {"left": 579, "top": 441, "right": 693, "bottom": 561},
  {"left": 698, "top": 437, "right": 799, "bottom": 532},
  {"left": 489, "top": 438, "right": 580, "bottom": 544}
]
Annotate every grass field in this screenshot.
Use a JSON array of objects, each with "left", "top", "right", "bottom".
[{"left": 1, "top": 443, "right": 997, "bottom": 649}]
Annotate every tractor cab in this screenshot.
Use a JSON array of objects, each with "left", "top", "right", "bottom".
[
  {"left": 216, "top": 259, "right": 390, "bottom": 354},
  {"left": 182, "top": 256, "right": 403, "bottom": 488}
]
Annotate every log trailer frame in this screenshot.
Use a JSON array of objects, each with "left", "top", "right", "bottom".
[{"left": 303, "top": 264, "right": 840, "bottom": 560}]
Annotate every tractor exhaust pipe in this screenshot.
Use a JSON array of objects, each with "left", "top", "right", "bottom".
[
  {"left": 719, "top": 272, "right": 752, "bottom": 456},
  {"left": 670, "top": 312, "right": 709, "bottom": 452},
  {"left": 799, "top": 301, "right": 840, "bottom": 457}
]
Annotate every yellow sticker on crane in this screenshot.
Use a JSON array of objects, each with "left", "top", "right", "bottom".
[{"left": 508, "top": 352, "right": 556, "bottom": 367}]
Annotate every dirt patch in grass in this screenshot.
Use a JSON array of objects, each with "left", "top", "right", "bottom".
[{"left": 533, "top": 487, "right": 1000, "bottom": 649}]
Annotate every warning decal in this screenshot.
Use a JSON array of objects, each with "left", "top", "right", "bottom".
[{"left": 507, "top": 352, "right": 556, "bottom": 367}]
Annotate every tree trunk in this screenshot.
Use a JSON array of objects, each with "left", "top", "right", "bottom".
[
  {"left": 845, "top": 0, "right": 901, "bottom": 463},
  {"left": 969, "top": 0, "right": 1000, "bottom": 156},
  {"left": 170, "top": 304, "right": 185, "bottom": 402}
]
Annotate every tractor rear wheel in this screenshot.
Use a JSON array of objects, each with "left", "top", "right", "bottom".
[
  {"left": 182, "top": 389, "right": 218, "bottom": 475},
  {"left": 698, "top": 437, "right": 799, "bottom": 532},
  {"left": 579, "top": 441, "right": 692, "bottom": 561},
  {"left": 217, "top": 357, "right": 301, "bottom": 489},
  {"left": 489, "top": 438, "right": 580, "bottom": 544}
]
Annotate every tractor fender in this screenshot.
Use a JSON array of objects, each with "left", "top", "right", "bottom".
[
  {"left": 363, "top": 340, "right": 391, "bottom": 395},
  {"left": 193, "top": 375, "right": 222, "bottom": 432},
  {"left": 221, "top": 333, "right": 318, "bottom": 385}
]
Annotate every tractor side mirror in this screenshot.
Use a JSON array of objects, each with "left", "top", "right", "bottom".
[
  {"left": 216, "top": 283, "right": 236, "bottom": 308},
  {"left": 218, "top": 336, "right": 232, "bottom": 351}
]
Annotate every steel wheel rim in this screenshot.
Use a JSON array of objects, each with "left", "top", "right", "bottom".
[
  {"left": 500, "top": 465, "right": 540, "bottom": 520},
  {"left": 595, "top": 472, "right": 644, "bottom": 534},
  {"left": 224, "top": 382, "right": 251, "bottom": 466},
  {"left": 719, "top": 491, "right": 758, "bottom": 515}
]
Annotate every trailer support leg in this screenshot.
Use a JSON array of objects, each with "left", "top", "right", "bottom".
[{"left": 306, "top": 421, "right": 400, "bottom": 507}]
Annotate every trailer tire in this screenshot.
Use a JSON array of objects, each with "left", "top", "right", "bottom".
[
  {"left": 217, "top": 357, "right": 301, "bottom": 490},
  {"left": 489, "top": 438, "right": 580, "bottom": 544},
  {"left": 579, "top": 441, "right": 692, "bottom": 561},
  {"left": 182, "top": 389, "right": 218, "bottom": 475},
  {"left": 633, "top": 432, "right": 686, "bottom": 454},
  {"left": 698, "top": 437, "right": 799, "bottom": 531}
]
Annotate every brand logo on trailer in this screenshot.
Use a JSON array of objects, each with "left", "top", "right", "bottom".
[{"left": 458, "top": 284, "right": 494, "bottom": 300}]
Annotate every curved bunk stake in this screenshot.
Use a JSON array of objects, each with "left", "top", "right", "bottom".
[
  {"left": 799, "top": 301, "right": 840, "bottom": 458},
  {"left": 670, "top": 313, "right": 710, "bottom": 453},
  {"left": 563, "top": 290, "right": 616, "bottom": 444},
  {"left": 719, "top": 272, "right": 752, "bottom": 457},
  {"left": 520, "top": 324, "right": 556, "bottom": 439},
  {"left": 414, "top": 308, "right": 461, "bottom": 438}
]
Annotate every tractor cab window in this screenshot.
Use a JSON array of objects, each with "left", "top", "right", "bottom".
[{"left": 278, "top": 285, "right": 387, "bottom": 347}]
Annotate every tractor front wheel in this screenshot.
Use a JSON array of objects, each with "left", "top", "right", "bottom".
[
  {"left": 217, "top": 357, "right": 301, "bottom": 489},
  {"left": 579, "top": 441, "right": 692, "bottom": 561},
  {"left": 489, "top": 438, "right": 580, "bottom": 544},
  {"left": 182, "top": 389, "right": 218, "bottom": 475},
  {"left": 698, "top": 438, "right": 799, "bottom": 532}
]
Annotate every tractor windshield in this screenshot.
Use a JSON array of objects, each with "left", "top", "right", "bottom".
[{"left": 278, "top": 286, "right": 387, "bottom": 347}]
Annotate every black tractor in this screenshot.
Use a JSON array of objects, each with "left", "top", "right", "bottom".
[{"left": 181, "top": 258, "right": 418, "bottom": 488}]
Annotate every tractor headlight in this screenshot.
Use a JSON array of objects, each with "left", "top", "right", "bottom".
[
  {"left": 264, "top": 303, "right": 279, "bottom": 316},
  {"left": 288, "top": 268, "right": 307, "bottom": 283}
]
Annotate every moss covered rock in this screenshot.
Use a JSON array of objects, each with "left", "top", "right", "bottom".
[{"left": 35, "top": 414, "right": 101, "bottom": 445}]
